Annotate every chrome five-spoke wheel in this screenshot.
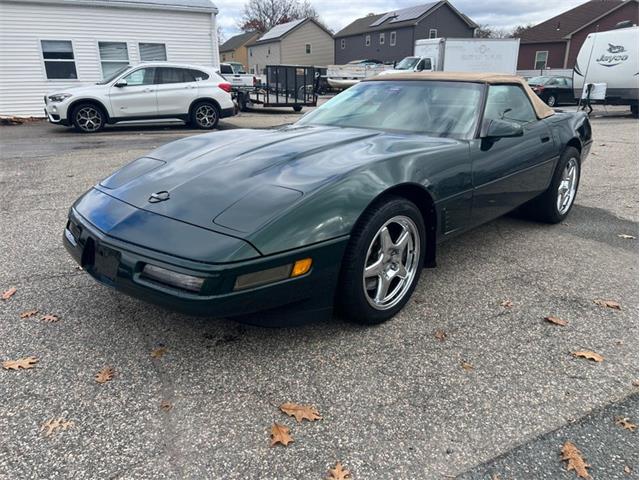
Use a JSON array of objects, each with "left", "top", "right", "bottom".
[
  {"left": 362, "top": 215, "right": 420, "bottom": 310},
  {"left": 557, "top": 157, "right": 578, "bottom": 215}
]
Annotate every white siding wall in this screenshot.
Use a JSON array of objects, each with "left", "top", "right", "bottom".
[
  {"left": 247, "top": 42, "right": 281, "bottom": 75},
  {"left": 0, "top": 0, "right": 219, "bottom": 116},
  {"left": 281, "top": 22, "right": 334, "bottom": 66}
]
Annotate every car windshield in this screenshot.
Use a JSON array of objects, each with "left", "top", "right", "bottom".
[
  {"left": 395, "top": 57, "right": 420, "bottom": 70},
  {"left": 527, "top": 76, "right": 551, "bottom": 86},
  {"left": 97, "top": 65, "right": 131, "bottom": 85},
  {"left": 296, "top": 80, "right": 484, "bottom": 139}
]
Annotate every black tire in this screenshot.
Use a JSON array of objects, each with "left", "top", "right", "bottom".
[
  {"left": 191, "top": 101, "right": 219, "bottom": 129},
  {"left": 337, "top": 195, "right": 426, "bottom": 325},
  {"left": 631, "top": 103, "right": 639, "bottom": 118},
  {"left": 293, "top": 105, "right": 303, "bottom": 112},
  {"left": 238, "top": 92, "right": 249, "bottom": 112},
  {"left": 522, "top": 147, "right": 581, "bottom": 223},
  {"left": 545, "top": 94, "right": 557, "bottom": 107},
  {"left": 71, "top": 102, "right": 105, "bottom": 133}
]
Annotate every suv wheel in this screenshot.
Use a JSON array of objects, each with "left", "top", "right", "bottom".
[
  {"left": 191, "top": 101, "right": 219, "bottom": 129},
  {"left": 72, "top": 103, "right": 105, "bottom": 133}
]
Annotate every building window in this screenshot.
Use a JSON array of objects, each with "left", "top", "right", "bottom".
[
  {"left": 305, "top": 43, "right": 311, "bottom": 54},
  {"left": 267, "top": 48, "right": 271, "bottom": 55},
  {"left": 98, "top": 41, "right": 129, "bottom": 79},
  {"left": 429, "top": 29, "right": 438, "bottom": 38},
  {"left": 379, "top": 33, "right": 385, "bottom": 45},
  {"left": 534, "top": 51, "right": 548, "bottom": 69},
  {"left": 139, "top": 43, "right": 167, "bottom": 61},
  {"left": 341, "top": 39, "right": 345, "bottom": 49},
  {"left": 41, "top": 40, "right": 77, "bottom": 79},
  {"left": 390, "top": 31, "right": 396, "bottom": 46},
  {"left": 365, "top": 35, "right": 371, "bottom": 47}
]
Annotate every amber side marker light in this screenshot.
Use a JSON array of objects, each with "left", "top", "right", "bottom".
[{"left": 291, "top": 258, "right": 313, "bottom": 277}]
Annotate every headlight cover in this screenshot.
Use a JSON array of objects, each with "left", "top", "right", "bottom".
[{"left": 48, "top": 93, "right": 72, "bottom": 103}]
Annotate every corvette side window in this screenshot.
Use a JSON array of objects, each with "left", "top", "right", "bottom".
[{"left": 484, "top": 85, "right": 536, "bottom": 124}]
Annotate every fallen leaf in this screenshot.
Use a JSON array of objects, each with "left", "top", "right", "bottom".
[
  {"left": 545, "top": 316, "right": 568, "bottom": 326},
  {"left": 615, "top": 416, "right": 637, "bottom": 431},
  {"left": 500, "top": 300, "right": 513, "bottom": 308},
  {"left": 617, "top": 234, "right": 636, "bottom": 239},
  {"left": 20, "top": 309, "right": 39, "bottom": 319},
  {"left": 270, "top": 423, "right": 293, "bottom": 447},
  {"left": 95, "top": 366, "right": 115, "bottom": 384},
  {"left": 624, "top": 465, "right": 632, "bottom": 474},
  {"left": 2, "top": 287, "right": 17, "bottom": 300},
  {"left": 74, "top": 265, "right": 83, "bottom": 271},
  {"left": 41, "top": 314, "right": 60, "bottom": 323},
  {"left": 561, "top": 441, "right": 591, "bottom": 479},
  {"left": 160, "top": 400, "right": 173, "bottom": 412},
  {"left": 41, "top": 418, "right": 74, "bottom": 437},
  {"left": 434, "top": 329, "right": 447, "bottom": 341},
  {"left": 2, "top": 356, "right": 38, "bottom": 370},
  {"left": 151, "top": 346, "right": 167, "bottom": 359},
  {"left": 326, "top": 462, "right": 351, "bottom": 480},
  {"left": 572, "top": 350, "right": 604, "bottom": 362},
  {"left": 633, "top": 379, "right": 639, "bottom": 387},
  {"left": 593, "top": 299, "right": 621, "bottom": 310},
  {"left": 280, "top": 402, "right": 322, "bottom": 423},
  {"left": 461, "top": 361, "right": 474, "bottom": 371}
]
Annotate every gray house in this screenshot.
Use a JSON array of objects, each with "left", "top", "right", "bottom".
[
  {"left": 247, "top": 18, "right": 334, "bottom": 74},
  {"left": 334, "top": 1, "right": 477, "bottom": 64}
]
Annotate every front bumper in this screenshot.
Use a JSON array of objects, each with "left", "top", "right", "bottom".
[
  {"left": 63, "top": 208, "right": 348, "bottom": 325},
  {"left": 44, "top": 98, "right": 71, "bottom": 125}
]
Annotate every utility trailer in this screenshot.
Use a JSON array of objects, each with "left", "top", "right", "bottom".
[{"left": 235, "top": 65, "right": 318, "bottom": 112}]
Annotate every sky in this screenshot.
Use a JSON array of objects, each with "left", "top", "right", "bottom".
[{"left": 214, "top": 0, "right": 589, "bottom": 40}]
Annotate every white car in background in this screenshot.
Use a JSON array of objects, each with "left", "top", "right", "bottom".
[{"left": 44, "top": 63, "right": 236, "bottom": 133}]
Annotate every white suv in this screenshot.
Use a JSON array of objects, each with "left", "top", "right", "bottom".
[{"left": 44, "top": 63, "right": 236, "bottom": 133}]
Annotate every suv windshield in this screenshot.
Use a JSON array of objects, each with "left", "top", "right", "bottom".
[
  {"left": 395, "top": 57, "right": 420, "bottom": 70},
  {"left": 97, "top": 65, "right": 131, "bottom": 85},
  {"left": 296, "top": 80, "right": 484, "bottom": 139}
]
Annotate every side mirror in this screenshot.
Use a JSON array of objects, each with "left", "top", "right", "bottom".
[
  {"left": 482, "top": 119, "right": 524, "bottom": 139},
  {"left": 114, "top": 79, "right": 128, "bottom": 88}
]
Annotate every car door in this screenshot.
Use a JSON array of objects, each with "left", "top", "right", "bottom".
[
  {"left": 469, "top": 84, "right": 557, "bottom": 224},
  {"left": 558, "top": 77, "right": 573, "bottom": 103},
  {"left": 109, "top": 67, "right": 157, "bottom": 118},
  {"left": 155, "top": 67, "right": 199, "bottom": 116}
]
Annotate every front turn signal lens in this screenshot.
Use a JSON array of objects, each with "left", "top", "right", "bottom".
[{"left": 291, "top": 258, "right": 312, "bottom": 277}]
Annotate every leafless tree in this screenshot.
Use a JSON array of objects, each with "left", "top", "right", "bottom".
[
  {"left": 474, "top": 23, "right": 532, "bottom": 39},
  {"left": 238, "top": 0, "right": 320, "bottom": 33}
]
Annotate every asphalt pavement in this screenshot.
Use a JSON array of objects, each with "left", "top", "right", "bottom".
[{"left": 0, "top": 105, "right": 638, "bottom": 479}]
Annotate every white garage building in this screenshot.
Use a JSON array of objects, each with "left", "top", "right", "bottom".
[{"left": 0, "top": 0, "right": 220, "bottom": 117}]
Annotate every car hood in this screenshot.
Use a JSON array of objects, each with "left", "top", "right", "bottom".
[
  {"left": 96, "top": 125, "right": 457, "bottom": 238},
  {"left": 46, "top": 83, "right": 105, "bottom": 97}
]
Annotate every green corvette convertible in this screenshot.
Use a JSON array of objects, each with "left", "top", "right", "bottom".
[{"left": 64, "top": 72, "right": 592, "bottom": 325}]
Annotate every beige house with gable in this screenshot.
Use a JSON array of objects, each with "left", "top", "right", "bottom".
[{"left": 247, "top": 18, "right": 334, "bottom": 74}]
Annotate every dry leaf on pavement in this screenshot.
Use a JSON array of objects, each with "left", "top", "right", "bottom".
[
  {"left": 561, "top": 441, "right": 591, "bottom": 479},
  {"left": 160, "top": 400, "right": 173, "bottom": 412},
  {"left": 41, "top": 418, "right": 74, "bottom": 437},
  {"left": 326, "top": 462, "right": 351, "bottom": 480},
  {"left": 2, "top": 287, "right": 17, "bottom": 300},
  {"left": 617, "top": 234, "right": 636, "bottom": 239},
  {"left": 280, "top": 402, "right": 322, "bottom": 423},
  {"left": 151, "top": 346, "right": 168, "bottom": 359},
  {"left": 633, "top": 379, "right": 639, "bottom": 387},
  {"left": 2, "top": 356, "right": 38, "bottom": 370},
  {"left": 593, "top": 299, "right": 621, "bottom": 310},
  {"left": 572, "top": 351, "right": 604, "bottom": 362},
  {"left": 500, "top": 300, "right": 513, "bottom": 308},
  {"left": 624, "top": 465, "right": 632, "bottom": 474},
  {"left": 270, "top": 423, "right": 293, "bottom": 447},
  {"left": 20, "top": 309, "right": 39, "bottom": 319},
  {"left": 461, "top": 361, "right": 474, "bottom": 371},
  {"left": 434, "top": 329, "right": 447, "bottom": 341},
  {"left": 95, "top": 366, "right": 115, "bottom": 384},
  {"left": 41, "top": 314, "right": 60, "bottom": 323},
  {"left": 615, "top": 416, "right": 637, "bottom": 431},
  {"left": 545, "top": 316, "right": 568, "bottom": 326}
]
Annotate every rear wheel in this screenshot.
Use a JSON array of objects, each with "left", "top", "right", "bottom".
[
  {"left": 523, "top": 147, "right": 581, "bottom": 223},
  {"left": 293, "top": 105, "right": 303, "bottom": 112},
  {"left": 72, "top": 102, "right": 105, "bottom": 133},
  {"left": 337, "top": 196, "right": 425, "bottom": 324},
  {"left": 191, "top": 101, "right": 219, "bottom": 129},
  {"left": 546, "top": 94, "right": 557, "bottom": 107}
]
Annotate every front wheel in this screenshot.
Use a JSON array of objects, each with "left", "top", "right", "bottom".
[
  {"left": 72, "top": 103, "right": 105, "bottom": 133},
  {"left": 191, "top": 101, "right": 219, "bottom": 129},
  {"left": 546, "top": 94, "right": 557, "bottom": 107},
  {"left": 522, "top": 147, "right": 581, "bottom": 223},
  {"left": 337, "top": 196, "right": 425, "bottom": 324}
]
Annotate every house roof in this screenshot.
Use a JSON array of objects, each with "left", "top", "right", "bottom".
[
  {"left": 18, "top": 0, "right": 218, "bottom": 13},
  {"left": 334, "top": 1, "right": 477, "bottom": 38},
  {"left": 519, "top": 0, "right": 637, "bottom": 43},
  {"left": 249, "top": 18, "right": 333, "bottom": 45},
  {"left": 219, "top": 31, "right": 259, "bottom": 52}
]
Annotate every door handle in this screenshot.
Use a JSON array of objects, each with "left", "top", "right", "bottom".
[{"left": 540, "top": 136, "right": 550, "bottom": 143}]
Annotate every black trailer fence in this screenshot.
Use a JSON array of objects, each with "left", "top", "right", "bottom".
[{"left": 236, "top": 65, "right": 319, "bottom": 112}]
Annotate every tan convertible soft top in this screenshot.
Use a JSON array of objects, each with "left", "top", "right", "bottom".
[{"left": 364, "top": 71, "right": 555, "bottom": 119}]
